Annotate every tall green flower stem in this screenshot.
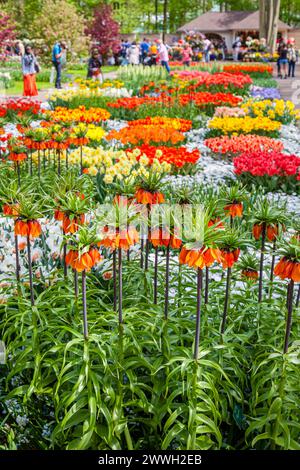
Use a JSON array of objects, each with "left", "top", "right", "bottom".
[
  {"left": 284, "top": 280, "right": 294, "bottom": 354},
  {"left": 270, "top": 239, "right": 277, "bottom": 283},
  {"left": 127, "top": 249, "right": 130, "bottom": 262},
  {"left": 80, "top": 146, "right": 83, "bottom": 175},
  {"left": 37, "top": 149, "right": 41, "bottom": 179},
  {"left": 194, "top": 268, "right": 203, "bottom": 361},
  {"left": 63, "top": 243, "right": 67, "bottom": 277},
  {"left": 30, "top": 149, "right": 33, "bottom": 176},
  {"left": 178, "top": 262, "right": 182, "bottom": 309},
  {"left": 57, "top": 149, "right": 61, "bottom": 176},
  {"left": 164, "top": 245, "right": 170, "bottom": 320},
  {"left": 16, "top": 161, "right": 21, "bottom": 188},
  {"left": 116, "top": 320, "right": 133, "bottom": 450},
  {"left": 145, "top": 239, "right": 150, "bottom": 270},
  {"left": 14, "top": 234, "right": 20, "bottom": 282},
  {"left": 140, "top": 238, "right": 144, "bottom": 268},
  {"left": 258, "top": 223, "right": 266, "bottom": 303},
  {"left": 205, "top": 267, "right": 209, "bottom": 304},
  {"left": 154, "top": 246, "right": 158, "bottom": 304},
  {"left": 43, "top": 149, "right": 46, "bottom": 170},
  {"left": 26, "top": 234, "right": 35, "bottom": 306},
  {"left": 113, "top": 250, "right": 117, "bottom": 311},
  {"left": 296, "top": 285, "right": 300, "bottom": 308},
  {"left": 65, "top": 149, "right": 68, "bottom": 169},
  {"left": 74, "top": 270, "right": 78, "bottom": 298},
  {"left": 221, "top": 267, "right": 232, "bottom": 334},
  {"left": 82, "top": 270, "right": 88, "bottom": 340},
  {"left": 118, "top": 248, "right": 123, "bottom": 324}
]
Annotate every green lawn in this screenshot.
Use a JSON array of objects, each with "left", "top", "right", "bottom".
[{"left": 3, "top": 65, "right": 118, "bottom": 96}]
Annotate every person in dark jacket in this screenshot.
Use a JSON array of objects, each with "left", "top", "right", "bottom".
[{"left": 87, "top": 48, "right": 103, "bottom": 82}]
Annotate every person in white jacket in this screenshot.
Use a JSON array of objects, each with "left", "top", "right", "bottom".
[{"left": 127, "top": 42, "right": 140, "bottom": 65}]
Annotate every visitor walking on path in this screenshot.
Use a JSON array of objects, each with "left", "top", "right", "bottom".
[
  {"left": 22, "top": 44, "right": 39, "bottom": 97},
  {"left": 203, "top": 37, "right": 212, "bottom": 62},
  {"left": 288, "top": 42, "right": 297, "bottom": 78},
  {"left": 220, "top": 37, "right": 228, "bottom": 60},
  {"left": 87, "top": 48, "right": 103, "bottom": 82},
  {"left": 157, "top": 39, "right": 170, "bottom": 73},
  {"left": 52, "top": 41, "right": 67, "bottom": 89},
  {"left": 278, "top": 42, "right": 288, "bottom": 79},
  {"left": 232, "top": 36, "right": 241, "bottom": 61},
  {"left": 182, "top": 44, "right": 193, "bottom": 66}
]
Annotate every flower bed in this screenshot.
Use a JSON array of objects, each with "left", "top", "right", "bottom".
[
  {"left": 234, "top": 151, "right": 300, "bottom": 192},
  {"left": 0, "top": 62, "right": 300, "bottom": 453},
  {"left": 205, "top": 135, "right": 284, "bottom": 156},
  {"left": 223, "top": 63, "right": 273, "bottom": 78},
  {"left": 207, "top": 116, "right": 281, "bottom": 137}
]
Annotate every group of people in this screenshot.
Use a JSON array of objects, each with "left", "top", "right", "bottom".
[
  {"left": 16, "top": 34, "right": 299, "bottom": 97},
  {"left": 20, "top": 40, "right": 67, "bottom": 96},
  {"left": 277, "top": 39, "right": 297, "bottom": 78},
  {"left": 119, "top": 38, "right": 171, "bottom": 72}
]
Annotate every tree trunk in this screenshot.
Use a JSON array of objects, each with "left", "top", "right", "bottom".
[
  {"left": 163, "top": 0, "right": 168, "bottom": 42},
  {"left": 259, "top": 0, "right": 267, "bottom": 39},
  {"left": 259, "top": 0, "right": 281, "bottom": 53},
  {"left": 270, "top": 0, "right": 281, "bottom": 53}
]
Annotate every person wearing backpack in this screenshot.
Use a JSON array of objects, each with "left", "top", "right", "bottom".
[{"left": 52, "top": 41, "right": 67, "bottom": 89}]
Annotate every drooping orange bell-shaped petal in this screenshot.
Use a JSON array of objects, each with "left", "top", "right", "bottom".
[
  {"left": 291, "top": 262, "right": 300, "bottom": 282},
  {"left": 28, "top": 220, "right": 42, "bottom": 238},
  {"left": 266, "top": 224, "right": 278, "bottom": 242},
  {"left": 252, "top": 224, "right": 262, "bottom": 240},
  {"left": 14, "top": 220, "right": 29, "bottom": 237}
]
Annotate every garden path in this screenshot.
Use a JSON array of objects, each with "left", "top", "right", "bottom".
[{"left": 275, "top": 64, "right": 300, "bottom": 109}]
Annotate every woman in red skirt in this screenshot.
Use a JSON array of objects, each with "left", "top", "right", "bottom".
[{"left": 22, "top": 45, "right": 39, "bottom": 97}]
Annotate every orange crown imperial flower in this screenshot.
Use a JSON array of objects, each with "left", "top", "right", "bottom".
[
  {"left": 224, "top": 202, "right": 243, "bottom": 218},
  {"left": 135, "top": 189, "right": 165, "bottom": 205},
  {"left": 9, "top": 152, "right": 27, "bottom": 162},
  {"left": 274, "top": 257, "right": 300, "bottom": 282},
  {"left": 242, "top": 269, "right": 259, "bottom": 280},
  {"left": 221, "top": 248, "right": 240, "bottom": 269},
  {"left": 62, "top": 214, "right": 85, "bottom": 234},
  {"left": 179, "top": 246, "right": 222, "bottom": 269},
  {"left": 66, "top": 247, "right": 102, "bottom": 273},
  {"left": 14, "top": 219, "right": 42, "bottom": 238},
  {"left": 99, "top": 226, "right": 139, "bottom": 251},
  {"left": 149, "top": 228, "right": 182, "bottom": 249},
  {"left": 2, "top": 203, "right": 20, "bottom": 217},
  {"left": 253, "top": 223, "right": 281, "bottom": 242}
]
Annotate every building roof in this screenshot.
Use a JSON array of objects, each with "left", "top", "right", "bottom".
[{"left": 177, "top": 10, "right": 290, "bottom": 33}]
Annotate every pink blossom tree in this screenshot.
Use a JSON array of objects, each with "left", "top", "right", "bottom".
[{"left": 0, "top": 12, "right": 16, "bottom": 53}]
